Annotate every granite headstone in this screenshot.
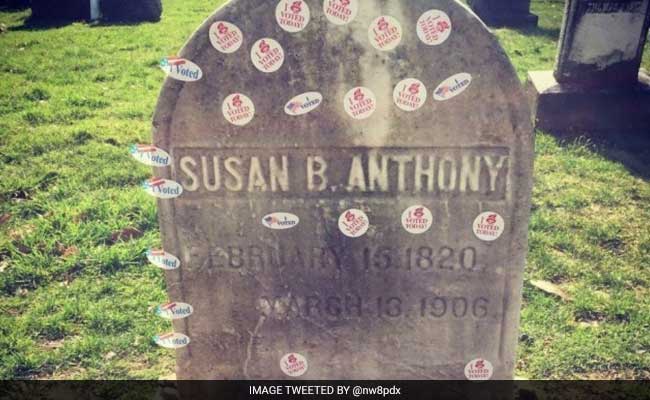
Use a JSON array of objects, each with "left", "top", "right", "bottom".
[
  {"left": 151, "top": 0, "right": 534, "bottom": 380},
  {"left": 468, "top": 0, "right": 538, "bottom": 28},
  {"left": 528, "top": 0, "right": 650, "bottom": 133}
]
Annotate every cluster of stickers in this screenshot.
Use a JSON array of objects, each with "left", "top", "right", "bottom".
[
  {"left": 159, "top": 0, "right": 472, "bottom": 126},
  {"left": 128, "top": 145, "right": 191, "bottom": 349},
  {"left": 266, "top": 207, "right": 505, "bottom": 242},
  {"left": 268, "top": 352, "right": 494, "bottom": 380}
]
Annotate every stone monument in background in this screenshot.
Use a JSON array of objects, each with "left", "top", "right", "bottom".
[
  {"left": 468, "top": 0, "right": 539, "bottom": 28},
  {"left": 29, "top": 0, "right": 162, "bottom": 22},
  {"left": 149, "top": 0, "right": 534, "bottom": 380},
  {"left": 528, "top": 0, "right": 650, "bottom": 133}
]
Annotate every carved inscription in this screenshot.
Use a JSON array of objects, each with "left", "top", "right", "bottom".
[
  {"left": 187, "top": 244, "right": 488, "bottom": 274},
  {"left": 584, "top": 0, "right": 645, "bottom": 13},
  {"left": 175, "top": 147, "right": 510, "bottom": 199}
]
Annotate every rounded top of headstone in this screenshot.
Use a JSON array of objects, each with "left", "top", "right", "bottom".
[{"left": 153, "top": 0, "right": 532, "bottom": 151}]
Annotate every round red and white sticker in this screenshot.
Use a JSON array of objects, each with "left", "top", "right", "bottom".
[
  {"left": 338, "top": 209, "right": 369, "bottom": 238},
  {"left": 393, "top": 78, "right": 427, "bottom": 112},
  {"left": 473, "top": 212, "right": 505, "bottom": 242},
  {"left": 417, "top": 10, "right": 452, "bottom": 46},
  {"left": 280, "top": 353, "right": 308, "bottom": 377},
  {"left": 401, "top": 205, "right": 433, "bottom": 234},
  {"left": 368, "top": 16, "right": 402, "bottom": 51},
  {"left": 276, "top": 0, "right": 310, "bottom": 33},
  {"left": 209, "top": 21, "right": 243, "bottom": 54},
  {"left": 464, "top": 358, "right": 493, "bottom": 381},
  {"left": 251, "top": 38, "right": 285, "bottom": 73},
  {"left": 344, "top": 87, "right": 376, "bottom": 120},
  {"left": 222, "top": 93, "right": 255, "bottom": 126},
  {"left": 323, "top": 0, "right": 359, "bottom": 25}
]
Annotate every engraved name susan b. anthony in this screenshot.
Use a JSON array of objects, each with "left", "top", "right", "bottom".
[{"left": 174, "top": 147, "right": 510, "bottom": 199}]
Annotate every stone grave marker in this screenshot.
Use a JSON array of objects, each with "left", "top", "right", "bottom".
[
  {"left": 149, "top": 0, "right": 533, "bottom": 380},
  {"left": 468, "top": 0, "right": 539, "bottom": 28},
  {"left": 528, "top": 0, "right": 650, "bottom": 133}
]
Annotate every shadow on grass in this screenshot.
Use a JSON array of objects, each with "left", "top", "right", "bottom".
[
  {"left": 9, "top": 16, "right": 79, "bottom": 31},
  {"left": 551, "top": 131, "right": 650, "bottom": 181}
]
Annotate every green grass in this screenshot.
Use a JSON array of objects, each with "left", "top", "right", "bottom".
[{"left": 0, "top": 0, "right": 649, "bottom": 380}]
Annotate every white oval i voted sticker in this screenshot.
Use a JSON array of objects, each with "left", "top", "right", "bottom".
[
  {"left": 209, "top": 21, "right": 243, "bottom": 54},
  {"left": 262, "top": 212, "right": 300, "bottom": 230},
  {"left": 323, "top": 0, "right": 359, "bottom": 25},
  {"left": 417, "top": 10, "right": 452, "bottom": 46},
  {"left": 223, "top": 93, "right": 255, "bottom": 126},
  {"left": 473, "top": 212, "right": 505, "bottom": 242},
  {"left": 280, "top": 353, "right": 308, "bottom": 377},
  {"left": 464, "top": 358, "right": 494, "bottom": 381},
  {"left": 276, "top": 0, "right": 310, "bottom": 33},
  {"left": 142, "top": 178, "right": 183, "bottom": 199},
  {"left": 155, "top": 302, "right": 194, "bottom": 320},
  {"left": 285, "top": 92, "right": 322, "bottom": 116},
  {"left": 146, "top": 249, "right": 181, "bottom": 270},
  {"left": 251, "top": 38, "right": 285, "bottom": 73},
  {"left": 401, "top": 205, "right": 433, "bottom": 234},
  {"left": 368, "top": 16, "right": 402, "bottom": 51},
  {"left": 129, "top": 144, "right": 171, "bottom": 167},
  {"left": 434, "top": 73, "right": 472, "bottom": 101},
  {"left": 344, "top": 87, "right": 376, "bottom": 120},
  {"left": 393, "top": 78, "right": 427, "bottom": 112},
  {"left": 159, "top": 57, "right": 202, "bottom": 82},
  {"left": 338, "top": 209, "right": 369, "bottom": 238},
  {"left": 153, "top": 332, "right": 190, "bottom": 349}
]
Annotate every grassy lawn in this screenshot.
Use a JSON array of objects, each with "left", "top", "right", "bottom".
[{"left": 0, "top": 0, "right": 649, "bottom": 380}]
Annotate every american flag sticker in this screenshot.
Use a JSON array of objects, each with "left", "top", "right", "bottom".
[{"left": 129, "top": 144, "right": 171, "bottom": 167}]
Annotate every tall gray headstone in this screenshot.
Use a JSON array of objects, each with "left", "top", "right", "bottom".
[
  {"left": 528, "top": 0, "right": 650, "bottom": 133},
  {"left": 468, "top": 0, "right": 538, "bottom": 28},
  {"left": 151, "top": 0, "right": 533, "bottom": 380}
]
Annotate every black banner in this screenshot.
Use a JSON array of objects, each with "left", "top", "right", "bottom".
[{"left": 1, "top": 381, "right": 650, "bottom": 400}]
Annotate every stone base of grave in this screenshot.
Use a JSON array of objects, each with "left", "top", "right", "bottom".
[
  {"left": 527, "top": 70, "right": 650, "bottom": 134},
  {"left": 475, "top": 11, "right": 539, "bottom": 28}
]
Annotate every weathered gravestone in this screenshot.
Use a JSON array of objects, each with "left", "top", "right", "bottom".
[
  {"left": 150, "top": 0, "right": 533, "bottom": 380},
  {"left": 30, "top": 0, "right": 162, "bottom": 23},
  {"left": 468, "top": 0, "right": 538, "bottom": 28},
  {"left": 528, "top": 0, "right": 650, "bottom": 133},
  {"left": 30, "top": 0, "right": 90, "bottom": 21},
  {"left": 101, "top": 0, "right": 162, "bottom": 22}
]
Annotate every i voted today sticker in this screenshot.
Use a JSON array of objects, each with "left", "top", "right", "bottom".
[
  {"left": 129, "top": 144, "right": 171, "bottom": 167},
  {"left": 276, "top": 0, "right": 310, "bottom": 33},
  {"left": 368, "top": 16, "right": 402, "bottom": 51},
  {"left": 434, "top": 73, "right": 472, "bottom": 101},
  {"left": 285, "top": 92, "right": 322, "bottom": 116},
  {"left": 280, "top": 353, "right": 308, "bottom": 377},
  {"left": 344, "top": 87, "right": 376, "bottom": 120},
  {"left": 338, "top": 209, "right": 369, "bottom": 238},
  {"left": 223, "top": 93, "right": 255, "bottom": 126},
  {"left": 153, "top": 332, "right": 190, "bottom": 349},
  {"left": 401, "top": 205, "right": 433, "bottom": 234},
  {"left": 417, "top": 10, "right": 452, "bottom": 46},
  {"left": 251, "top": 38, "right": 285, "bottom": 73},
  {"left": 155, "top": 302, "right": 194, "bottom": 320},
  {"left": 146, "top": 249, "right": 181, "bottom": 271},
  {"left": 209, "top": 21, "right": 243, "bottom": 54},
  {"left": 262, "top": 212, "right": 300, "bottom": 230},
  {"left": 159, "top": 57, "right": 202, "bottom": 82},
  {"left": 464, "top": 358, "right": 494, "bottom": 381},
  {"left": 142, "top": 178, "right": 183, "bottom": 199},
  {"left": 393, "top": 78, "right": 427, "bottom": 112},
  {"left": 473, "top": 212, "right": 505, "bottom": 242},
  {"left": 323, "top": 0, "right": 359, "bottom": 25}
]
